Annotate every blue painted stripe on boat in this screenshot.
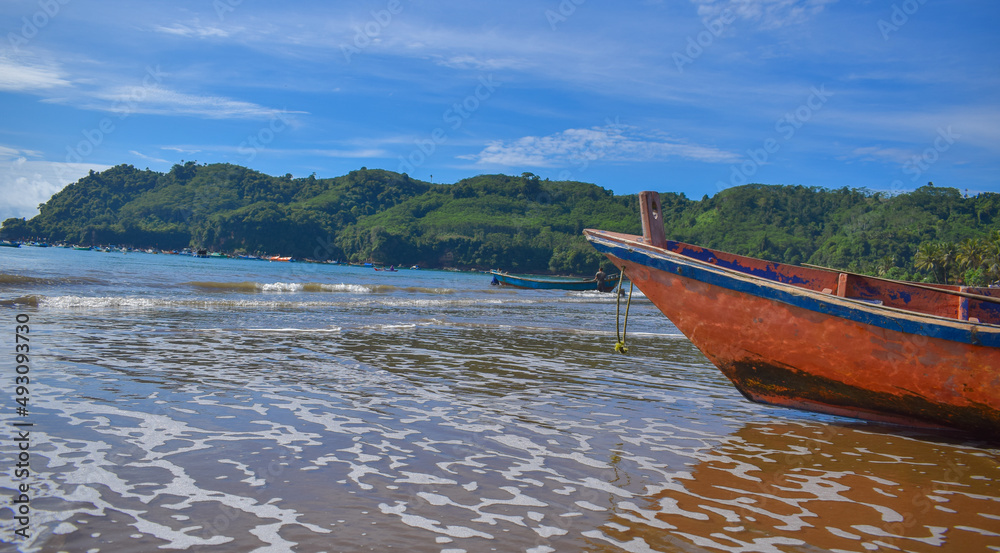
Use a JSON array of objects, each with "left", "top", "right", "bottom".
[
  {"left": 492, "top": 272, "right": 598, "bottom": 291},
  {"left": 591, "top": 238, "right": 1000, "bottom": 348}
]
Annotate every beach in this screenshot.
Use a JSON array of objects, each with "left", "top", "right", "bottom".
[{"left": 1, "top": 246, "right": 998, "bottom": 552}]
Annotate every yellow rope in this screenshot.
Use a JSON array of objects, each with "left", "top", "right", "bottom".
[{"left": 614, "top": 267, "right": 634, "bottom": 354}]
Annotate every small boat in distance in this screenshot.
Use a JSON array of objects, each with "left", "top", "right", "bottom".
[
  {"left": 490, "top": 270, "right": 618, "bottom": 292},
  {"left": 0, "top": 240, "right": 20, "bottom": 248},
  {"left": 267, "top": 256, "right": 292, "bottom": 262},
  {"left": 584, "top": 191, "right": 1000, "bottom": 436}
]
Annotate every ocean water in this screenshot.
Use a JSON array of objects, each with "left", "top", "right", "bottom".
[{"left": 0, "top": 246, "right": 998, "bottom": 552}]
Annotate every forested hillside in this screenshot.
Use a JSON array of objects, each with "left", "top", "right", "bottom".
[
  {"left": 1, "top": 163, "right": 635, "bottom": 274},
  {"left": 3, "top": 162, "right": 1000, "bottom": 282},
  {"left": 662, "top": 183, "right": 1000, "bottom": 284}
]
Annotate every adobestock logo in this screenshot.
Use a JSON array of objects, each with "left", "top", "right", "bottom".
[
  {"left": 545, "top": 0, "right": 586, "bottom": 31},
  {"left": 717, "top": 85, "right": 834, "bottom": 192},
  {"left": 878, "top": 0, "right": 930, "bottom": 41},
  {"left": 341, "top": 0, "right": 408, "bottom": 63},
  {"left": 397, "top": 75, "right": 501, "bottom": 175},
  {"left": 673, "top": 9, "right": 735, "bottom": 74},
  {"left": 237, "top": 110, "right": 294, "bottom": 163},
  {"left": 7, "top": 0, "right": 71, "bottom": 52},
  {"left": 64, "top": 65, "right": 166, "bottom": 164}
]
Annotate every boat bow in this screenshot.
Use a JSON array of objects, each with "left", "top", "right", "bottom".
[{"left": 584, "top": 191, "right": 1000, "bottom": 435}]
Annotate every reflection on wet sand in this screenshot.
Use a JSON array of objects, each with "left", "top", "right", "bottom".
[{"left": 597, "top": 422, "right": 1000, "bottom": 552}]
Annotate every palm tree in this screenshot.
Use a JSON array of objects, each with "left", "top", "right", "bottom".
[
  {"left": 939, "top": 242, "right": 957, "bottom": 284},
  {"left": 983, "top": 239, "right": 1000, "bottom": 285},
  {"left": 914, "top": 241, "right": 943, "bottom": 283},
  {"left": 875, "top": 254, "right": 895, "bottom": 278},
  {"left": 956, "top": 237, "right": 984, "bottom": 274}
]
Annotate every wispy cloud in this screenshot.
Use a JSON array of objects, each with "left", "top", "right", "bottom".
[
  {"left": 0, "top": 145, "right": 43, "bottom": 160},
  {"left": 433, "top": 55, "right": 530, "bottom": 72},
  {"left": 61, "top": 85, "right": 304, "bottom": 121},
  {"left": 464, "top": 123, "right": 740, "bottom": 168},
  {"left": 130, "top": 150, "right": 170, "bottom": 164},
  {"left": 2, "top": 50, "right": 294, "bottom": 122},
  {"left": 691, "top": 0, "right": 837, "bottom": 29},
  {"left": 158, "top": 144, "right": 388, "bottom": 159},
  {"left": 162, "top": 146, "right": 202, "bottom": 155},
  {"left": 309, "top": 148, "right": 389, "bottom": 158},
  {"left": 848, "top": 145, "right": 914, "bottom": 165},
  {"left": 153, "top": 22, "right": 232, "bottom": 39},
  {"left": 0, "top": 58, "right": 71, "bottom": 92}
]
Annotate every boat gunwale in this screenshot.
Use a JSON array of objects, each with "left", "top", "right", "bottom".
[
  {"left": 585, "top": 229, "right": 1000, "bottom": 341},
  {"left": 489, "top": 270, "right": 599, "bottom": 285}
]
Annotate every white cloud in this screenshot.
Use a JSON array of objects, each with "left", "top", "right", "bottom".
[
  {"left": 171, "top": 145, "right": 389, "bottom": 159},
  {"left": 0, "top": 146, "right": 42, "bottom": 160},
  {"left": 0, "top": 53, "right": 293, "bottom": 122},
  {"left": 0, "top": 58, "right": 71, "bottom": 92},
  {"left": 0, "top": 158, "right": 110, "bottom": 220},
  {"left": 129, "top": 150, "right": 169, "bottom": 164},
  {"left": 827, "top": 106, "right": 1000, "bottom": 156},
  {"left": 153, "top": 23, "right": 232, "bottom": 39},
  {"left": 434, "top": 55, "right": 529, "bottom": 71},
  {"left": 691, "top": 0, "right": 837, "bottom": 29},
  {"left": 848, "top": 146, "right": 914, "bottom": 165},
  {"left": 162, "top": 146, "right": 202, "bottom": 155},
  {"left": 310, "top": 148, "right": 389, "bottom": 158},
  {"left": 70, "top": 85, "right": 304, "bottom": 121},
  {"left": 465, "top": 123, "right": 740, "bottom": 168}
]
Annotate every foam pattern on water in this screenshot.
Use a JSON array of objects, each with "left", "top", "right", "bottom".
[{"left": 1, "top": 313, "right": 997, "bottom": 553}]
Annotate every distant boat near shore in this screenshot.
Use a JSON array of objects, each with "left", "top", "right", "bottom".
[{"left": 489, "top": 270, "right": 618, "bottom": 292}]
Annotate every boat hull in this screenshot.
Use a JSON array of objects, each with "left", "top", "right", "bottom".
[
  {"left": 585, "top": 229, "right": 1000, "bottom": 435},
  {"left": 490, "top": 270, "right": 607, "bottom": 292}
]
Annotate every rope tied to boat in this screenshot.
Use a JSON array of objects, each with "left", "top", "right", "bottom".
[{"left": 615, "top": 266, "right": 634, "bottom": 354}]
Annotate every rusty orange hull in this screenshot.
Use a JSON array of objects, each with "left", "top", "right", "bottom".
[{"left": 585, "top": 204, "right": 1000, "bottom": 435}]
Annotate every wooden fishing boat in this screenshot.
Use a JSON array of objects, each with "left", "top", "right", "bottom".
[
  {"left": 584, "top": 192, "right": 1000, "bottom": 435},
  {"left": 490, "top": 270, "right": 618, "bottom": 292},
  {"left": 267, "top": 256, "right": 292, "bottom": 262}
]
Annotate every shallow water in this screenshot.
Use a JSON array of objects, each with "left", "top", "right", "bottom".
[{"left": 1, "top": 246, "right": 998, "bottom": 552}]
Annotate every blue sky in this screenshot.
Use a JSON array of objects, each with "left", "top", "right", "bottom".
[{"left": 1, "top": 0, "right": 998, "bottom": 220}]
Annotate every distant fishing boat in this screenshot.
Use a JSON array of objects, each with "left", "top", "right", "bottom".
[
  {"left": 267, "top": 256, "right": 292, "bottom": 262},
  {"left": 490, "top": 270, "right": 618, "bottom": 292},
  {"left": 0, "top": 240, "right": 19, "bottom": 248},
  {"left": 73, "top": 246, "right": 91, "bottom": 250},
  {"left": 585, "top": 191, "right": 1000, "bottom": 435}
]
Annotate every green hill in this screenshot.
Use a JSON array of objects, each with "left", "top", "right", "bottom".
[{"left": 3, "top": 162, "right": 1000, "bottom": 282}]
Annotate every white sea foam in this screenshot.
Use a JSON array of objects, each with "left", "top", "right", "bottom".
[{"left": 260, "top": 282, "right": 303, "bottom": 292}]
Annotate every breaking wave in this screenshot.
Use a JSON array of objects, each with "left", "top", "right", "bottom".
[{"left": 186, "top": 281, "right": 455, "bottom": 295}]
